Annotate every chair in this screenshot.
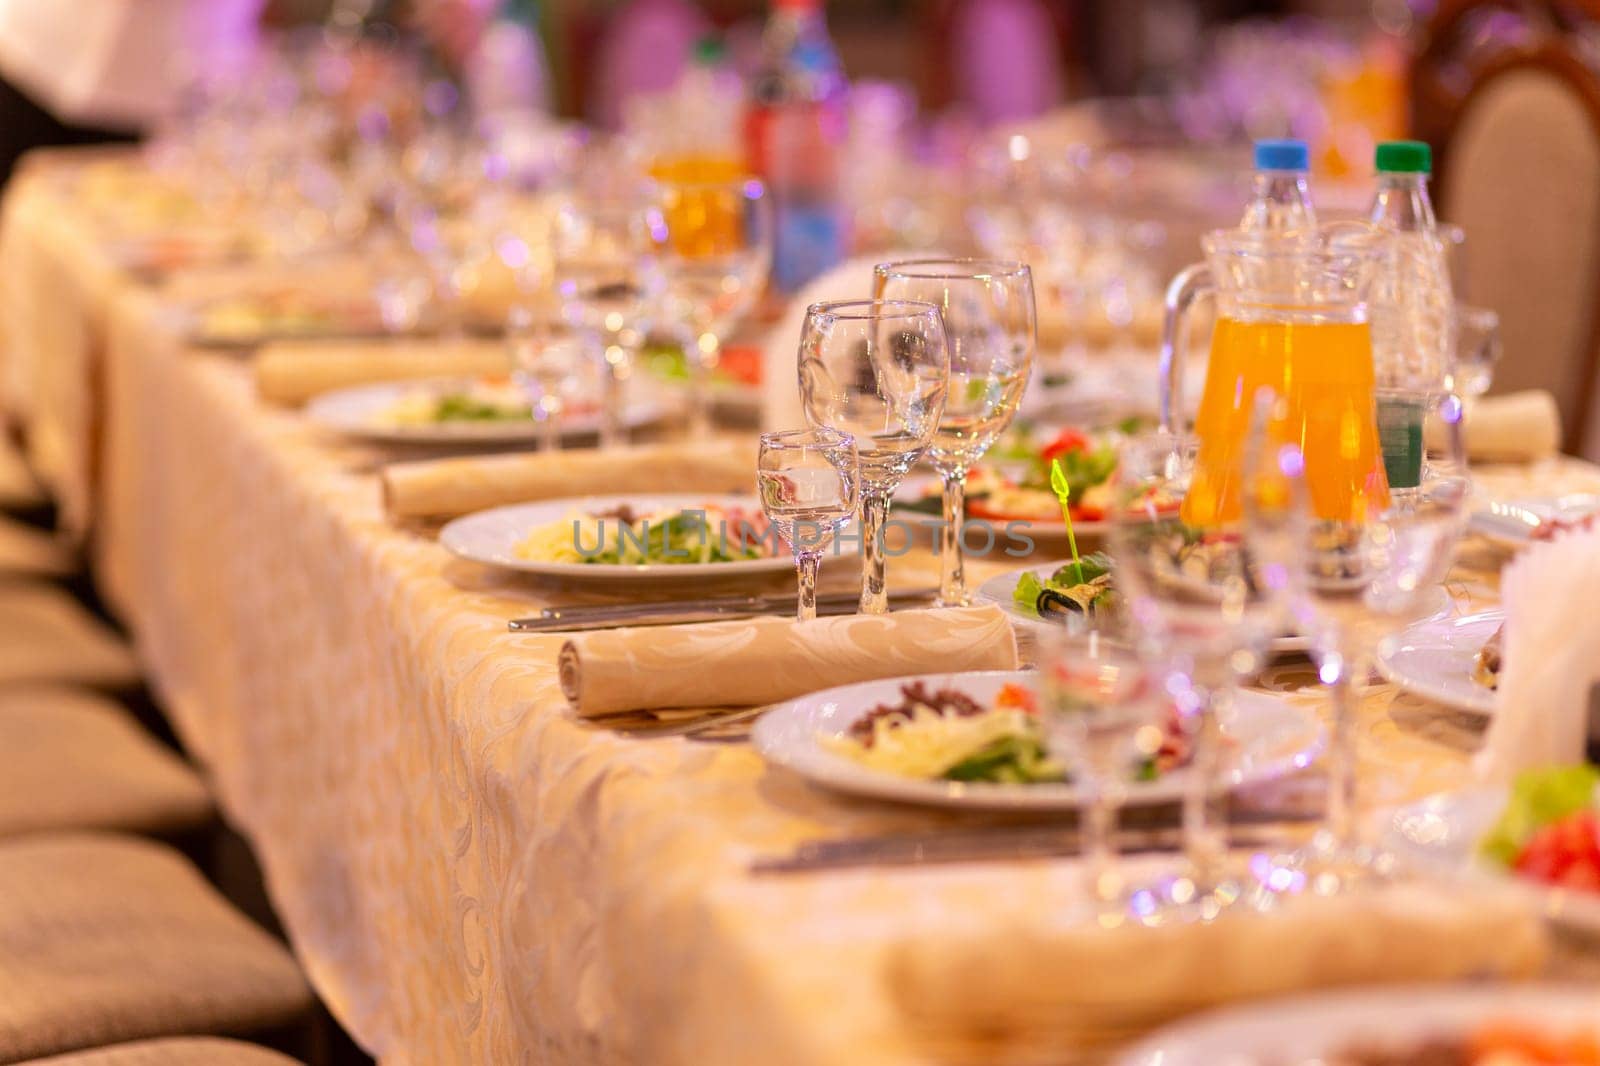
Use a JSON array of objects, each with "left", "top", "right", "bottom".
[
  {"left": 1412, "top": 0, "right": 1600, "bottom": 455},
  {"left": 16, "top": 1037, "right": 301, "bottom": 1065},
  {"left": 0, "top": 580, "right": 139, "bottom": 689},
  {"left": 0, "top": 686, "right": 212, "bottom": 841},
  {"left": 0, "top": 833, "right": 314, "bottom": 1063}
]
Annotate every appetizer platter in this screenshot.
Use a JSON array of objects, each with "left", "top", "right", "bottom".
[
  {"left": 751, "top": 670, "right": 1324, "bottom": 811},
  {"left": 1374, "top": 610, "right": 1502, "bottom": 718},
  {"left": 893, "top": 425, "right": 1136, "bottom": 539},
  {"left": 1379, "top": 766, "right": 1600, "bottom": 934},
  {"left": 305, "top": 376, "right": 664, "bottom": 445},
  {"left": 1470, "top": 494, "right": 1600, "bottom": 551},
  {"left": 642, "top": 341, "right": 763, "bottom": 416},
  {"left": 440, "top": 493, "right": 848, "bottom": 581},
  {"left": 182, "top": 286, "right": 398, "bottom": 348},
  {"left": 1117, "top": 984, "right": 1600, "bottom": 1066}
]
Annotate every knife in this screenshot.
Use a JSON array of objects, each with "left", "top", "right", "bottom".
[
  {"left": 751, "top": 823, "right": 1296, "bottom": 874},
  {"left": 508, "top": 587, "right": 940, "bottom": 632}
]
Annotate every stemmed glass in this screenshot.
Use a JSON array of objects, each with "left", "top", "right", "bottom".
[
  {"left": 550, "top": 184, "right": 666, "bottom": 449},
  {"left": 657, "top": 178, "right": 773, "bottom": 437},
  {"left": 797, "top": 300, "right": 950, "bottom": 615},
  {"left": 757, "top": 429, "right": 860, "bottom": 621},
  {"left": 1038, "top": 629, "right": 1162, "bottom": 909},
  {"left": 1450, "top": 304, "right": 1501, "bottom": 401},
  {"left": 1245, "top": 389, "right": 1471, "bottom": 886},
  {"left": 872, "top": 259, "right": 1036, "bottom": 606},
  {"left": 1108, "top": 431, "right": 1285, "bottom": 911}
]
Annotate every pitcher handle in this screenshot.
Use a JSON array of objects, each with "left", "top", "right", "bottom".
[{"left": 1159, "top": 262, "right": 1214, "bottom": 441}]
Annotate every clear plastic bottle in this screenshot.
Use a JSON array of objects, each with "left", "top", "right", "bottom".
[
  {"left": 1239, "top": 139, "right": 1317, "bottom": 238},
  {"left": 743, "top": 0, "right": 848, "bottom": 292},
  {"left": 1368, "top": 139, "right": 1453, "bottom": 491}
]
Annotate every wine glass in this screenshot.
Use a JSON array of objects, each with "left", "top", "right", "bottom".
[
  {"left": 797, "top": 299, "right": 950, "bottom": 615},
  {"left": 1108, "top": 430, "right": 1286, "bottom": 911},
  {"left": 873, "top": 259, "right": 1036, "bottom": 606},
  {"left": 1450, "top": 304, "right": 1501, "bottom": 400},
  {"left": 657, "top": 177, "right": 773, "bottom": 437},
  {"left": 1245, "top": 389, "right": 1470, "bottom": 887},
  {"left": 550, "top": 183, "right": 666, "bottom": 449},
  {"left": 757, "top": 429, "right": 860, "bottom": 621},
  {"left": 1038, "top": 628, "right": 1163, "bottom": 909}
]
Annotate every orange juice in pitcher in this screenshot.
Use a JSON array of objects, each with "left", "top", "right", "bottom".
[
  {"left": 1160, "top": 224, "right": 1390, "bottom": 526},
  {"left": 1184, "top": 316, "right": 1388, "bottom": 525}
]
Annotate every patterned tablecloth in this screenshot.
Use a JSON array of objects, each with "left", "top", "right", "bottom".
[{"left": 3, "top": 151, "right": 1598, "bottom": 1065}]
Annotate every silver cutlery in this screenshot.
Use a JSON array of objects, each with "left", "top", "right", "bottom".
[
  {"left": 508, "top": 588, "right": 939, "bottom": 633},
  {"left": 752, "top": 821, "right": 1301, "bottom": 874}
]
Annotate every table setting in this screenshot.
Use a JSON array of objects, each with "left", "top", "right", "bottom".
[{"left": 5, "top": 20, "right": 1600, "bottom": 1066}]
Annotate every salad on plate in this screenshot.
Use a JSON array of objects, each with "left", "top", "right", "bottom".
[
  {"left": 897, "top": 425, "right": 1123, "bottom": 525},
  {"left": 824, "top": 679, "right": 1189, "bottom": 786},
  {"left": 377, "top": 376, "right": 589, "bottom": 427},
  {"left": 1480, "top": 765, "right": 1600, "bottom": 894},
  {"left": 515, "top": 501, "right": 774, "bottom": 567}
]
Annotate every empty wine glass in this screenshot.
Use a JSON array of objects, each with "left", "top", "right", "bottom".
[
  {"left": 658, "top": 177, "right": 773, "bottom": 437},
  {"left": 508, "top": 321, "right": 600, "bottom": 453},
  {"left": 1450, "top": 304, "right": 1501, "bottom": 400},
  {"left": 1109, "top": 430, "right": 1285, "bottom": 912},
  {"left": 551, "top": 183, "right": 666, "bottom": 449},
  {"left": 797, "top": 299, "right": 950, "bottom": 615},
  {"left": 873, "top": 259, "right": 1036, "bottom": 606},
  {"left": 1038, "top": 629, "right": 1162, "bottom": 909},
  {"left": 757, "top": 429, "right": 860, "bottom": 621},
  {"left": 1245, "top": 389, "right": 1470, "bottom": 888}
]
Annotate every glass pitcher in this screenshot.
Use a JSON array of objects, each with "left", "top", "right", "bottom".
[{"left": 1159, "top": 225, "right": 1390, "bottom": 526}]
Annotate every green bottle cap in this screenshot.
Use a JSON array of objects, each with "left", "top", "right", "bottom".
[{"left": 1375, "top": 140, "right": 1432, "bottom": 174}]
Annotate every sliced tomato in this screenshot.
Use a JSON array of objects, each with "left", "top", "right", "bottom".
[
  {"left": 994, "top": 683, "right": 1037, "bottom": 714},
  {"left": 1513, "top": 811, "right": 1600, "bottom": 892},
  {"left": 715, "top": 344, "right": 763, "bottom": 387},
  {"left": 1039, "top": 428, "right": 1091, "bottom": 462}
]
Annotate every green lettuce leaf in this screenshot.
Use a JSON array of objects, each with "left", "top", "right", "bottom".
[{"left": 1479, "top": 764, "right": 1600, "bottom": 867}]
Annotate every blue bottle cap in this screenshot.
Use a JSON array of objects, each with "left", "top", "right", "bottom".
[{"left": 1254, "top": 139, "right": 1310, "bottom": 172}]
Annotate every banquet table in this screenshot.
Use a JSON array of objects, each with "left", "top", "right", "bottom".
[{"left": 3, "top": 149, "right": 1598, "bottom": 1066}]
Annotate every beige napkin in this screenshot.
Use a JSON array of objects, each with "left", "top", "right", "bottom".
[
  {"left": 889, "top": 877, "right": 1545, "bottom": 1051},
  {"left": 254, "top": 339, "right": 513, "bottom": 407},
  {"left": 558, "top": 605, "right": 1019, "bottom": 717},
  {"left": 1475, "top": 524, "right": 1600, "bottom": 780},
  {"left": 1426, "top": 389, "right": 1561, "bottom": 462},
  {"left": 382, "top": 437, "right": 760, "bottom": 522}
]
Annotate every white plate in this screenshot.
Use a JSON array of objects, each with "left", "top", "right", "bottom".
[
  {"left": 440, "top": 493, "right": 839, "bottom": 581},
  {"left": 305, "top": 378, "right": 663, "bottom": 445},
  {"left": 1377, "top": 785, "right": 1600, "bottom": 935},
  {"left": 1116, "top": 983, "right": 1600, "bottom": 1066},
  {"left": 750, "top": 669, "right": 1324, "bottom": 811},
  {"left": 1375, "top": 609, "right": 1500, "bottom": 718},
  {"left": 1471, "top": 493, "right": 1600, "bottom": 549},
  {"left": 974, "top": 563, "right": 1448, "bottom": 657}
]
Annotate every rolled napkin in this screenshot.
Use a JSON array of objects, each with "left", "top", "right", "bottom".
[
  {"left": 888, "top": 877, "right": 1545, "bottom": 1050},
  {"left": 382, "top": 437, "right": 760, "bottom": 522},
  {"left": 558, "top": 606, "right": 1019, "bottom": 717},
  {"left": 1475, "top": 523, "right": 1600, "bottom": 780},
  {"left": 254, "top": 339, "right": 513, "bottom": 407},
  {"left": 1425, "top": 389, "right": 1561, "bottom": 462}
]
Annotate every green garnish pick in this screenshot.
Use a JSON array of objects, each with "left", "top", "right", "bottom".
[{"left": 1049, "top": 458, "right": 1085, "bottom": 585}]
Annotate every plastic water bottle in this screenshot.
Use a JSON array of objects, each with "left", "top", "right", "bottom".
[
  {"left": 1368, "top": 140, "right": 1453, "bottom": 491},
  {"left": 743, "top": 0, "right": 848, "bottom": 292},
  {"left": 1239, "top": 139, "right": 1317, "bottom": 238}
]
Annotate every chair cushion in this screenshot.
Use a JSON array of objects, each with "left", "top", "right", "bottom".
[
  {"left": 0, "top": 517, "right": 73, "bottom": 578},
  {"left": 0, "top": 833, "right": 314, "bottom": 1063},
  {"left": 0, "top": 686, "right": 212, "bottom": 839},
  {"left": 0, "top": 582, "right": 139, "bottom": 689},
  {"left": 16, "top": 1037, "right": 302, "bottom": 1065}
]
